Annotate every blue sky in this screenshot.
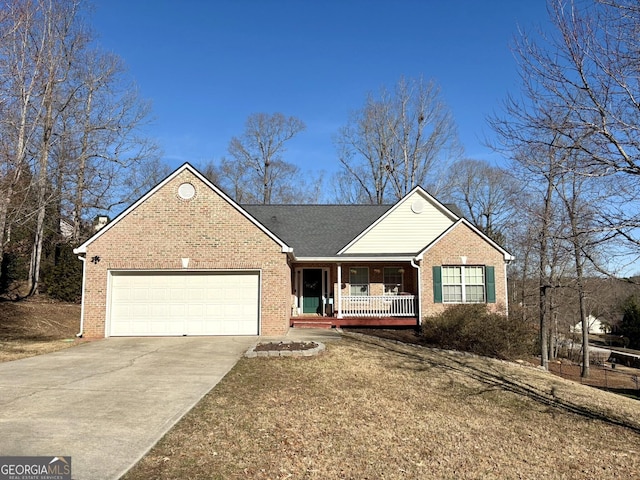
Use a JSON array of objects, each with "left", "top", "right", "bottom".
[{"left": 90, "top": 0, "right": 551, "bottom": 176}]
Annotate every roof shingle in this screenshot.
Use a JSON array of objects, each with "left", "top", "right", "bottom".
[{"left": 242, "top": 204, "right": 393, "bottom": 257}]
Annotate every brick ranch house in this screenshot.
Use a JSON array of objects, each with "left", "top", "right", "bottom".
[{"left": 73, "top": 163, "right": 513, "bottom": 338}]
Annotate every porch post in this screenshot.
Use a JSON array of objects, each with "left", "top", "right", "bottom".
[
  {"left": 336, "top": 263, "right": 343, "bottom": 318},
  {"left": 411, "top": 258, "right": 422, "bottom": 325}
]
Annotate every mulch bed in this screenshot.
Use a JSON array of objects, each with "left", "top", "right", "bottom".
[{"left": 253, "top": 341, "right": 318, "bottom": 352}]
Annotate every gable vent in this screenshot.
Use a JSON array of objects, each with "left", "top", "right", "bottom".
[{"left": 411, "top": 199, "right": 424, "bottom": 214}]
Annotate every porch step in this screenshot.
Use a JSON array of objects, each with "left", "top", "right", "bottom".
[{"left": 292, "top": 320, "right": 333, "bottom": 329}]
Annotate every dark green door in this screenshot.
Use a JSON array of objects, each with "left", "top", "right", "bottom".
[{"left": 302, "top": 269, "right": 323, "bottom": 314}]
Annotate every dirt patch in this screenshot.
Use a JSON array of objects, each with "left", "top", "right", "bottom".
[{"left": 0, "top": 298, "right": 82, "bottom": 362}]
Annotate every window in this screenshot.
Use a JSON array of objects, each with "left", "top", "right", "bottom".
[
  {"left": 383, "top": 267, "right": 404, "bottom": 295},
  {"left": 441, "top": 266, "right": 485, "bottom": 303},
  {"left": 349, "top": 267, "right": 369, "bottom": 296}
]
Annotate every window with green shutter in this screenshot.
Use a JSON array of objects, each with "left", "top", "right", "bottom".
[
  {"left": 486, "top": 266, "right": 496, "bottom": 303},
  {"left": 434, "top": 265, "right": 496, "bottom": 304},
  {"left": 432, "top": 266, "right": 442, "bottom": 303}
]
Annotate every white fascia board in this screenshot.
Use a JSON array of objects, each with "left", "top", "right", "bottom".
[
  {"left": 417, "top": 218, "right": 514, "bottom": 262},
  {"left": 74, "top": 163, "right": 292, "bottom": 255},
  {"left": 294, "top": 256, "right": 416, "bottom": 263},
  {"left": 336, "top": 186, "right": 460, "bottom": 255}
]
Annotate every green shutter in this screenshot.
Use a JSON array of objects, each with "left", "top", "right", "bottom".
[
  {"left": 486, "top": 266, "right": 496, "bottom": 303},
  {"left": 433, "top": 266, "right": 442, "bottom": 303}
]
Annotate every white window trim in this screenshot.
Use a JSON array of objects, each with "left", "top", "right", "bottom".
[
  {"left": 442, "top": 265, "right": 486, "bottom": 304},
  {"left": 295, "top": 267, "right": 331, "bottom": 315}
]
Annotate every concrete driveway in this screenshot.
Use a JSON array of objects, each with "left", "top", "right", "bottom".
[{"left": 0, "top": 336, "right": 257, "bottom": 480}]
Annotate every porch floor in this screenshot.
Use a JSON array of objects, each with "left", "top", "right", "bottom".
[{"left": 291, "top": 316, "right": 418, "bottom": 329}]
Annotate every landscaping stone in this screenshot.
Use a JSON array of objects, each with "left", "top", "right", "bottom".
[{"left": 245, "top": 341, "right": 325, "bottom": 358}]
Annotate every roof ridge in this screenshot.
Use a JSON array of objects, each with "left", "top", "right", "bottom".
[{"left": 241, "top": 203, "right": 394, "bottom": 207}]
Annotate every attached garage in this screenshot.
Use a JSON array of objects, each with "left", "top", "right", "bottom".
[{"left": 108, "top": 271, "right": 260, "bottom": 336}]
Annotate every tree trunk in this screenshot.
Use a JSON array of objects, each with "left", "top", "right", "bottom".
[
  {"left": 540, "top": 284, "right": 549, "bottom": 370},
  {"left": 579, "top": 287, "right": 589, "bottom": 377},
  {"left": 27, "top": 129, "right": 52, "bottom": 297},
  {"left": 72, "top": 87, "right": 94, "bottom": 243},
  {"left": 539, "top": 173, "right": 554, "bottom": 371},
  {"left": 27, "top": 66, "right": 56, "bottom": 296},
  {"left": 549, "top": 295, "right": 558, "bottom": 360}
]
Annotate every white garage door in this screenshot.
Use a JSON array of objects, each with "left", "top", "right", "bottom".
[{"left": 109, "top": 271, "right": 259, "bottom": 336}]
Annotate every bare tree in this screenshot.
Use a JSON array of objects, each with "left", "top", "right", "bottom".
[
  {"left": 489, "top": 0, "right": 640, "bottom": 373},
  {"left": 26, "top": 0, "right": 86, "bottom": 296},
  {"left": 490, "top": 114, "right": 571, "bottom": 370},
  {"left": 227, "top": 113, "right": 306, "bottom": 204},
  {"left": 498, "top": 0, "right": 640, "bottom": 264},
  {"left": 0, "top": 0, "right": 47, "bottom": 286},
  {"left": 62, "top": 48, "right": 159, "bottom": 242},
  {"left": 442, "top": 159, "right": 516, "bottom": 244},
  {"left": 202, "top": 155, "right": 323, "bottom": 205},
  {"left": 0, "top": 0, "right": 159, "bottom": 295},
  {"left": 330, "top": 170, "right": 372, "bottom": 205},
  {"left": 556, "top": 168, "right": 591, "bottom": 375},
  {"left": 553, "top": 148, "right": 611, "bottom": 375},
  {"left": 535, "top": 146, "right": 562, "bottom": 371},
  {"left": 200, "top": 157, "right": 249, "bottom": 202},
  {"left": 335, "top": 76, "right": 460, "bottom": 204}
]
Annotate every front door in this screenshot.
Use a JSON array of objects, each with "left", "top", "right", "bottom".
[{"left": 302, "top": 269, "right": 323, "bottom": 314}]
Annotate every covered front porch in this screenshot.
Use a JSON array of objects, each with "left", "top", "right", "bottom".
[{"left": 290, "top": 261, "right": 420, "bottom": 328}]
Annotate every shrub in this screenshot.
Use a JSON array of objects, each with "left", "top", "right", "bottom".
[
  {"left": 421, "top": 304, "right": 536, "bottom": 360},
  {"left": 620, "top": 295, "right": 640, "bottom": 349},
  {"left": 0, "top": 251, "right": 28, "bottom": 297},
  {"left": 43, "top": 244, "right": 82, "bottom": 302}
]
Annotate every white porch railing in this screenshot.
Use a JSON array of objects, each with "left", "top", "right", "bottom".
[{"left": 339, "top": 295, "right": 416, "bottom": 317}]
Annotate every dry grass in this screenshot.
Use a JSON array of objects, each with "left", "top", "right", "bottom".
[
  {"left": 124, "top": 334, "right": 640, "bottom": 479},
  {"left": 0, "top": 298, "right": 82, "bottom": 362}
]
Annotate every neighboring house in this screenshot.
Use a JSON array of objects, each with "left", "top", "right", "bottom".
[
  {"left": 74, "top": 163, "right": 514, "bottom": 338},
  {"left": 93, "top": 215, "right": 109, "bottom": 232},
  {"left": 571, "top": 315, "right": 609, "bottom": 335},
  {"left": 59, "top": 218, "right": 74, "bottom": 241}
]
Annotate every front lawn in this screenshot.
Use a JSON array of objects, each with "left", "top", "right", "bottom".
[{"left": 124, "top": 334, "right": 640, "bottom": 479}]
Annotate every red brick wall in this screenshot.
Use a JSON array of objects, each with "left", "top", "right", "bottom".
[
  {"left": 421, "top": 222, "right": 508, "bottom": 318},
  {"left": 81, "top": 169, "right": 290, "bottom": 338}
]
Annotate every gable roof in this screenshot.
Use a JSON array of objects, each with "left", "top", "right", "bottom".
[
  {"left": 337, "top": 186, "right": 461, "bottom": 255},
  {"left": 74, "top": 162, "right": 511, "bottom": 262},
  {"left": 243, "top": 204, "right": 392, "bottom": 257},
  {"left": 74, "top": 163, "right": 292, "bottom": 254},
  {"left": 244, "top": 189, "right": 465, "bottom": 258}
]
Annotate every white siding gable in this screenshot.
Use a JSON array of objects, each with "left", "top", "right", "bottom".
[{"left": 340, "top": 189, "right": 457, "bottom": 255}]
